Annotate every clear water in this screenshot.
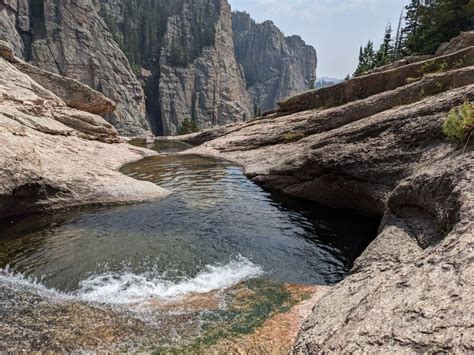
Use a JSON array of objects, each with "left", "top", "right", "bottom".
[{"left": 0, "top": 140, "right": 379, "bottom": 302}]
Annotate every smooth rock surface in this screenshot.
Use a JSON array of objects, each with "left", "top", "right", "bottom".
[{"left": 0, "top": 56, "right": 169, "bottom": 219}]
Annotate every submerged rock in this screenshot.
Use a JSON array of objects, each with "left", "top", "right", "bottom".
[{"left": 0, "top": 275, "right": 326, "bottom": 353}]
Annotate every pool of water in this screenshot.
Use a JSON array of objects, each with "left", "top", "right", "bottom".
[{"left": 0, "top": 140, "right": 379, "bottom": 303}]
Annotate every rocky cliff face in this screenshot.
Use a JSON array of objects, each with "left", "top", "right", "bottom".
[
  {"left": 98, "top": 0, "right": 253, "bottom": 135},
  {"left": 0, "top": 0, "right": 151, "bottom": 136},
  {"left": 157, "top": 0, "right": 253, "bottom": 135},
  {"left": 232, "top": 11, "right": 317, "bottom": 112},
  {"left": 0, "top": 0, "right": 317, "bottom": 136}
]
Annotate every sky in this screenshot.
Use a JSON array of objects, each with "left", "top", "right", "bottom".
[{"left": 229, "top": 0, "right": 409, "bottom": 79}]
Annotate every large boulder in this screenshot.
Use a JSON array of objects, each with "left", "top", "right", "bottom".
[{"left": 0, "top": 56, "right": 169, "bottom": 219}]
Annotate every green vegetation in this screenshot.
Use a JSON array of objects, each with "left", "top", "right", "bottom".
[
  {"left": 354, "top": 24, "right": 394, "bottom": 76},
  {"left": 419, "top": 59, "right": 450, "bottom": 74},
  {"left": 154, "top": 279, "right": 294, "bottom": 354},
  {"left": 283, "top": 131, "right": 306, "bottom": 143},
  {"left": 177, "top": 118, "right": 199, "bottom": 135},
  {"left": 354, "top": 0, "right": 474, "bottom": 76},
  {"left": 443, "top": 102, "right": 473, "bottom": 151}
]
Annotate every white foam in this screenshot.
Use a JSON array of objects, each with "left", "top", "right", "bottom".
[
  {"left": 0, "top": 265, "right": 72, "bottom": 301},
  {"left": 76, "top": 256, "right": 263, "bottom": 304},
  {"left": 0, "top": 256, "right": 263, "bottom": 306}
]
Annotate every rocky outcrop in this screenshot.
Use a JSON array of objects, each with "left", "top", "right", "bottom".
[
  {"left": 0, "top": 1, "right": 24, "bottom": 56},
  {"left": 98, "top": 0, "right": 253, "bottom": 136},
  {"left": 437, "top": 30, "right": 474, "bottom": 55},
  {"left": 13, "top": 59, "right": 116, "bottom": 115},
  {"left": 0, "top": 0, "right": 150, "bottom": 136},
  {"left": 179, "top": 35, "right": 474, "bottom": 352},
  {"left": 275, "top": 46, "right": 474, "bottom": 116},
  {"left": 232, "top": 11, "right": 317, "bottom": 112},
  {"left": 0, "top": 46, "right": 169, "bottom": 219},
  {"left": 157, "top": 0, "right": 253, "bottom": 135}
]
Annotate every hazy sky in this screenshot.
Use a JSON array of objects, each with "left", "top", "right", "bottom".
[{"left": 229, "top": 0, "right": 409, "bottom": 78}]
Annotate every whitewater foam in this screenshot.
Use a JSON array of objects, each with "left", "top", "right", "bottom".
[
  {"left": 0, "top": 256, "right": 264, "bottom": 306},
  {"left": 76, "top": 256, "right": 263, "bottom": 304}
]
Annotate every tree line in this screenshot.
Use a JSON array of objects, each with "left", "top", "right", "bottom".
[{"left": 353, "top": 0, "right": 474, "bottom": 77}]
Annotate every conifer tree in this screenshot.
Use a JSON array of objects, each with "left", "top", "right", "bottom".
[{"left": 375, "top": 23, "right": 394, "bottom": 67}]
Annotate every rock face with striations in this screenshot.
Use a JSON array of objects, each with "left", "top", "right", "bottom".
[
  {"left": 97, "top": 0, "right": 254, "bottom": 135},
  {"left": 157, "top": 0, "right": 253, "bottom": 135},
  {"left": 232, "top": 11, "right": 317, "bottom": 112},
  {"left": 0, "top": 42, "right": 169, "bottom": 218},
  {"left": 0, "top": 0, "right": 150, "bottom": 136},
  {"left": 178, "top": 34, "right": 474, "bottom": 352},
  {"left": 1, "top": 0, "right": 316, "bottom": 136}
]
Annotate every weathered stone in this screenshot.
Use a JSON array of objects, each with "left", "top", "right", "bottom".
[
  {"left": 183, "top": 40, "right": 474, "bottom": 351},
  {"left": 0, "top": 0, "right": 151, "bottom": 136},
  {"left": 232, "top": 11, "right": 317, "bottom": 111},
  {"left": 436, "top": 30, "right": 474, "bottom": 56},
  {"left": 276, "top": 46, "right": 474, "bottom": 116},
  {"left": 14, "top": 60, "right": 116, "bottom": 115},
  {"left": 0, "top": 4, "right": 25, "bottom": 57},
  {"left": 0, "top": 39, "right": 15, "bottom": 61},
  {"left": 0, "top": 57, "right": 169, "bottom": 219},
  {"left": 156, "top": 0, "right": 253, "bottom": 135},
  {"left": 1, "top": 0, "right": 317, "bottom": 136}
]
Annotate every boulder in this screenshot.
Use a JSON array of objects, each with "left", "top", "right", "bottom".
[{"left": 0, "top": 56, "right": 169, "bottom": 219}]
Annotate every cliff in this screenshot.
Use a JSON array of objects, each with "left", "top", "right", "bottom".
[
  {"left": 177, "top": 32, "right": 474, "bottom": 352},
  {"left": 0, "top": 0, "right": 317, "bottom": 136},
  {"left": 232, "top": 11, "right": 317, "bottom": 112},
  {"left": 0, "top": 0, "right": 150, "bottom": 136}
]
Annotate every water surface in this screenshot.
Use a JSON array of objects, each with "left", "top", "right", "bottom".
[{"left": 0, "top": 140, "right": 379, "bottom": 302}]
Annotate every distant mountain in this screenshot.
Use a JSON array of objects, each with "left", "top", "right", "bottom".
[{"left": 316, "top": 77, "right": 342, "bottom": 89}]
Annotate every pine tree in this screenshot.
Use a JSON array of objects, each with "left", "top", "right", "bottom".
[
  {"left": 376, "top": 23, "right": 394, "bottom": 67},
  {"left": 403, "top": 0, "right": 473, "bottom": 55},
  {"left": 354, "top": 40, "right": 377, "bottom": 76}
]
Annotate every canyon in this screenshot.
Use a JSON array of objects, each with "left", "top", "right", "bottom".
[
  {"left": 0, "top": 0, "right": 317, "bottom": 136},
  {"left": 0, "top": 0, "right": 472, "bottom": 352}
]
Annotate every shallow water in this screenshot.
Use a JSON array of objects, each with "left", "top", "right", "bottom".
[{"left": 0, "top": 140, "right": 379, "bottom": 304}]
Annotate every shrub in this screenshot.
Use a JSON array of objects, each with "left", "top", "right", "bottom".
[
  {"left": 177, "top": 117, "right": 198, "bottom": 135},
  {"left": 443, "top": 102, "right": 473, "bottom": 151}
]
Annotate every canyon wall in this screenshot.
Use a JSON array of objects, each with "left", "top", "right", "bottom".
[
  {"left": 232, "top": 11, "right": 317, "bottom": 112},
  {"left": 0, "top": 0, "right": 150, "bottom": 136},
  {"left": 0, "top": 0, "right": 317, "bottom": 136}
]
